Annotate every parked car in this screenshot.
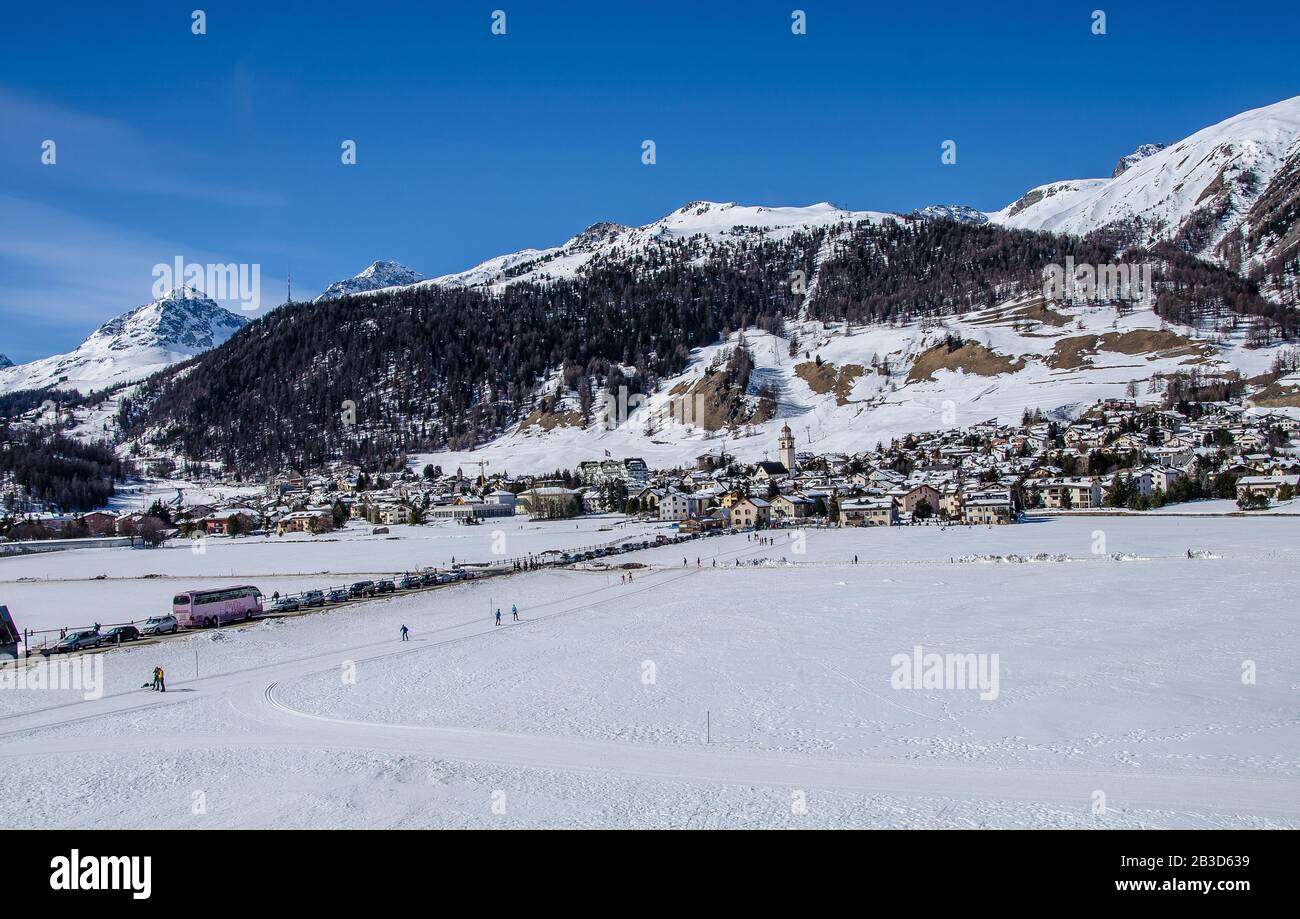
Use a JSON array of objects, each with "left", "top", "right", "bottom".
[
  {"left": 349, "top": 580, "right": 376, "bottom": 598},
  {"left": 101, "top": 625, "right": 141, "bottom": 644},
  {"left": 301, "top": 590, "right": 326, "bottom": 607},
  {"left": 375, "top": 579, "right": 396, "bottom": 594},
  {"left": 269, "top": 597, "right": 301, "bottom": 613},
  {"left": 42, "top": 630, "right": 101, "bottom": 656},
  {"left": 326, "top": 588, "right": 350, "bottom": 603},
  {"left": 397, "top": 575, "right": 421, "bottom": 590},
  {"left": 140, "top": 615, "right": 179, "bottom": 637},
  {"left": 420, "top": 571, "right": 440, "bottom": 586}
]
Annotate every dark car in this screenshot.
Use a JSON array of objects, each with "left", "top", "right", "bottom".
[
  {"left": 397, "top": 575, "right": 421, "bottom": 590},
  {"left": 375, "top": 579, "right": 396, "bottom": 594},
  {"left": 301, "top": 590, "right": 326, "bottom": 607},
  {"left": 420, "top": 571, "right": 440, "bottom": 586},
  {"left": 349, "top": 580, "right": 376, "bottom": 598},
  {"left": 101, "top": 625, "right": 141, "bottom": 645},
  {"left": 326, "top": 588, "right": 350, "bottom": 603}
]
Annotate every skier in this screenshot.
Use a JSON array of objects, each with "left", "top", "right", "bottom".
[
  {"left": 400, "top": 624, "right": 410, "bottom": 641},
  {"left": 511, "top": 604, "right": 519, "bottom": 622},
  {"left": 495, "top": 608, "right": 502, "bottom": 627}
]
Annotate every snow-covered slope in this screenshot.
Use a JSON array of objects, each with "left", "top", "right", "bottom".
[
  {"left": 418, "top": 296, "right": 1286, "bottom": 475},
  {"left": 988, "top": 95, "right": 1300, "bottom": 284},
  {"left": 0, "top": 287, "right": 246, "bottom": 394},
  {"left": 332, "top": 202, "right": 892, "bottom": 298},
  {"left": 315, "top": 260, "right": 425, "bottom": 301}
]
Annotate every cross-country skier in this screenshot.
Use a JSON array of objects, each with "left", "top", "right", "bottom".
[
  {"left": 400, "top": 624, "right": 410, "bottom": 641},
  {"left": 511, "top": 604, "right": 519, "bottom": 622},
  {"left": 495, "top": 608, "right": 502, "bottom": 626}
]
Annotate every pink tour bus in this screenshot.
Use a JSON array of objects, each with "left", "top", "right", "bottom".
[{"left": 172, "top": 585, "right": 264, "bottom": 628}]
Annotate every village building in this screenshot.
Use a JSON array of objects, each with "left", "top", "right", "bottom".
[
  {"left": 840, "top": 499, "right": 897, "bottom": 527},
  {"left": 275, "top": 508, "right": 334, "bottom": 535},
  {"left": 729, "top": 496, "right": 771, "bottom": 528}
]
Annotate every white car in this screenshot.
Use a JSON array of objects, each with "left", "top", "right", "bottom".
[{"left": 140, "top": 615, "right": 179, "bottom": 636}]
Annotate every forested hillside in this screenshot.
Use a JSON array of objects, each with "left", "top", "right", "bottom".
[{"left": 119, "top": 218, "right": 1293, "bottom": 475}]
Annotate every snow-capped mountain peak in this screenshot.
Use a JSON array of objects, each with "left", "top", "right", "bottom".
[
  {"left": 913, "top": 204, "right": 990, "bottom": 224},
  {"left": 1112, "top": 143, "right": 1167, "bottom": 178},
  {"left": 0, "top": 354, "right": 13, "bottom": 369},
  {"left": 315, "top": 260, "right": 425, "bottom": 301},
  {"left": 0, "top": 288, "right": 246, "bottom": 394},
  {"left": 418, "top": 200, "right": 894, "bottom": 292},
  {"left": 987, "top": 94, "right": 1300, "bottom": 300}
]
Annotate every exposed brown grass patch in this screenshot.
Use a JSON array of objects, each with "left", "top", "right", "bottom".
[
  {"left": 906, "top": 341, "right": 1025, "bottom": 383},
  {"left": 1045, "top": 329, "right": 1212, "bottom": 370},
  {"left": 1250, "top": 382, "right": 1300, "bottom": 408},
  {"left": 969, "top": 297, "right": 1072, "bottom": 329},
  {"left": 518, "top": 406, "right": 586, "bottom": 432},
  {"left": 795, "top": 360, "right": 865, "bottom": 405}
]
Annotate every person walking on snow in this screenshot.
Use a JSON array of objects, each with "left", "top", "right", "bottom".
[
  {"left": 400, "top": 624, "right": 409, "bottom": 641},
  {"left": 511, "top": 604, "right": 519, "bottom": 622},
  {"left": 495, "top": 608, "right": 502, "bottom": 626},
  {"left": 153, "top": 666, "right": 166, "bottom": 692},
  {"left": 151, "top": 667, "right": 161, "bottom": 691}
]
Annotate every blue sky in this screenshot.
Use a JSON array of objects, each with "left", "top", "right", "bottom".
[{"left": 1, "top": 0, "right": 1297, "bottom": 362}]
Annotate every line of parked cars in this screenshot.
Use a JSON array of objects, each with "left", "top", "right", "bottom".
[
  {"left": 40, "top": 616, "right": 179, "bottom": 656},
  {"left": 263, "top": 569, "right": 469, "bottom": 613},
  {"left": 555, "top": 528, "right": 730, "bottom": 565}
]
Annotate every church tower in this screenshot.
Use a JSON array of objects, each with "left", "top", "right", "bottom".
[{"left": 778, "top": 423, "right": 796, "bottom": 473}]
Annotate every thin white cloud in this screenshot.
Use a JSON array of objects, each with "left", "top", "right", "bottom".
[{"left": 0, "top": 86, "right": 287, "bottom": 208}]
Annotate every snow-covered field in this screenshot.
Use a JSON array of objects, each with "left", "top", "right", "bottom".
[{"left": 1, "top": 515, "right": 1296, "bottom": 828}]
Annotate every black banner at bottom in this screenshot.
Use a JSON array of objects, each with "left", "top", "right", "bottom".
[{"left": 1, "top": 829, "right": 1281, "bottom": 906}]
